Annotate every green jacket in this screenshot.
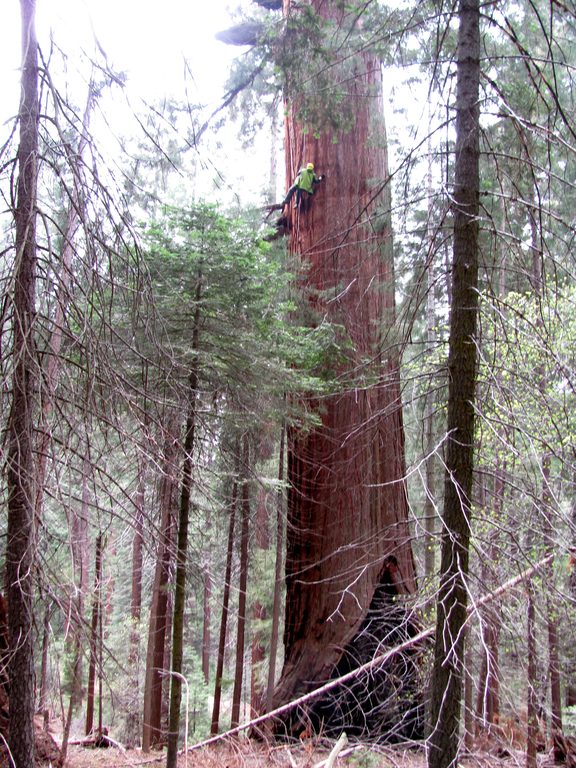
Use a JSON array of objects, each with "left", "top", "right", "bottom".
[{"left": 295, "top": 167, "right": 318, "bottom": 194}]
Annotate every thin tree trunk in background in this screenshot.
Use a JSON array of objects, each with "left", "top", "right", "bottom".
[
  {"left": 428, "top": 1, "right": 480, "bottom": 766},
  {"left": 35, "top": 87, "right": 96, "bottom": 733},
  {"left": 126, "top": 444, "right": 146, "bottom": 746},
  {"left": 475, "top": 475, "right": 503, "bottom": 732},
  {"left": 526, "top": 581, "right": 538, "bottom": 768},
  {"left": 38, "top": 600, "right": 52, "bottom": 715},
  {"left": 6, "top": 1, "right": 40, "bottom": 763},
  {"left": 567, "top": 469, "right": 576, "bottom": 708},
  {"left": 463, "top": 629, "right": 474, "bottom": 750},
  {"left": 542, "top": 455, "right": 562, "bottom": 759},
  {"left": 166, "top": 279, "right": 202, "bottom": 768},
  {"left": 265, "top": 423, "right": 285, "bottom": 713},
  {"left": 231, "top": 436, "right": 251, "bottom": 729},
  {"left": 35, "top": 82, "right": 96, "bottom": 521},
  {"left": 202, "top": 565, "right": 211, "bottom": 686},
  {"left": 268, "top": 100, "right": 280, "bottom": 204},
  {"left": 250, "top": 600, "right": 266, "bottom": 718},
  {"left": 85, "top": 532, "right": 103, "bottom": 736},
  {"left": 142, "top": 417, "right": 179, "bottom": 751},
  {"left": 66, "top": 452, "right": 91, "bottom": 711},
  {"left": 60, "top": 633, "right": 82, "bottom": 765},
  {"left": 475, "top": 604, "right": 501, "bottom": 727},
  {"left": 210, "top": 476, "right": 239, "bottom": 734},
  {"left": 528, "top": 167, "right": 563, "bottom": 757},
  {"left": 250, "top": 484, "right": 270, "bottom": 717},
  {"left": 424, "top": 130, "right": 437, "bottom": 580}
]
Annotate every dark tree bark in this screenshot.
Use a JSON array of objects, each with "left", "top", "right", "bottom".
[
  {"left": 35, "top": 82, "right": 96, "bottom": 521},
  {"left": 427, "top": 1, "right": 480, "bottom": 766},
  {"left": 230, "top": 435, "right": 251, "bottom": 729},
  {"left": 142, "top": 416, "right": 178, "bottom": 751},
  {"left": 37, "top": 599, "right": 53, "bottom": 715},
  {"left": 273, "top": 0, "right": 417, "bottom": 737},
  {"left": 265, "top": 423, "right": 285, "bottom": 713},
  {"left": 6, "top": 4, "right": 40, "bottom": 762},
  {"left": 210, "top": 474, "right": 239, "bottom": 734},
  {"left": 201, "top": 565, "right": 211, "bottom": 687},
  {"left": 526, "top": 582, "right": 538, "bottom": 768},
  {"left": 250, "top": 484, "right": 269, "bottom": 718},
  {"left": 166, "top": 278, "right": 202, "bottom": 768},
  {"left": 424, "top": 145, "right": 438, "bottom": 580},
  {"left": 126, "top": 445, "right": 146, "bottom": 746},
  {"left": 85, "top": 532, "right": 103, "bottom": 736}
]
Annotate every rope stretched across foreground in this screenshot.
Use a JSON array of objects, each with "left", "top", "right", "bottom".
[{"left": 186, "top": 553, "right": 554, "bottom": 754}]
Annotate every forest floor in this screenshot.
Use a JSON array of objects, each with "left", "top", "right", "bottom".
[{"left": 63, "top": 739, "right": 557, "bottom": 768}]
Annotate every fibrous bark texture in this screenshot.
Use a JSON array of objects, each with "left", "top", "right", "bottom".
[
  {"left": 273, "top": 0, "right": 418, "bottom": 739},
  {"left": 427, "top": 1, "right": 480, "bottom": 766},
  {"left": 6, "top": 1, "right": 39, "bottom": 764}
]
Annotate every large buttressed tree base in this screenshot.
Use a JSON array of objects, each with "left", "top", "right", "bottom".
[{"left": 273, "top": 0, "right": 420, "bottom": 740}]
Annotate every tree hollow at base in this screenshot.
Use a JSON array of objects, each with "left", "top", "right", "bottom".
[{"left": 275, "top": 558, "right": 426, "bottom": 743}]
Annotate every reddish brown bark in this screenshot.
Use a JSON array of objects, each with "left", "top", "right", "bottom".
[
  {"left": 526, "top": 582, "right": 538, "bottom": 768},
  {"left": 274, "top": 0, "right": 416, "bottom": 724},
  {"left": 142, "top": 417, "right": 179, "bottom": 751},
  {"left": 210, "top": 475, "right": 239, "bottom": 734},
  {"left": 251, "top": 484, "right": 270, "bottom": 718},
  {"left": 231, "top": 436, "right": 251, "bottom": 729},
  {"left": 85, "top": 532, "right": 103, "bottom": 736},
  {"left": 125, "top": 446, "right": 146, "bottom": 746},
  {"left": 202, "top": 566, "right": 212, "bottom": 686},
  {"left": 166, "top": 282, "right": 202, "bottom": 768},
  {"left": 265, "top": 423, "right": 285, "bottom": 713}
]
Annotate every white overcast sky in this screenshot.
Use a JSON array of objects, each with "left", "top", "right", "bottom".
[
  {"left": 2, "top": 0, "right": 278, "bottom": 205},
  {"left": 2, "top": 0, "right": 431, "bottom": 207},
  {"left": 4, "top": 0, "right": 246, "bottom": 109}
]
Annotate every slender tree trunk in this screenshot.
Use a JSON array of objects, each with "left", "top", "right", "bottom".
[
  {"left": 65, "top": 451, "right": 91, "bottom": 712},
  {"left": 60, "top": 633, "right": 82, "bottom": 765},
  {"left": 210, "top": 476, "right": 239, "bottom": 734},
  {"left": 6, "top": 6, "right": 40, "bottom": 763},
  {"left": 35, "top": 83, "right": 96, "bottom": 522},
  {"left": 567, "top": 469, "right": 576, "bottom": 708},
  {"left": 202, "top": 565, "right": 211, "bottom": 686},
  {"left": 475, "top": 485, "right": 502, "bottom": 732},
  {"left": 427, "top": 2, "right": 480, "bottom": 766},
  {"left": 126, "top": 446, "right": 146, "bottom": 746},
  {"left": 250, "top": 483, "right": 270, "bottom": 718},
  {"left": 250, "top": 600, "right": 266, "bottom": 719},
  {"left": 542, "top": 455, "right": 563, "bottom": 759},
  {"left": 265, "top": 423, "right": 285, "bottom": 713},
  {"left": 528, "top": 168, "right": 564, "bottom": 757},
  {"left": 142, "top": 416, "right": 179, "bottom": 751},
  {"left": 526, "top": 581, "right": 538, "bottom": 768},
  {"left": 85, "top": 532, "right": 103, "bottom": 736},
  {"left": 35, "top": 88, "right": 96, "bottom": 738},
  {"left": 37, "top": 600, "right": 52, "bottom": 715},
  {"left": 231, "top": 435, "right": 251, "bottom": 729},
  {"left": 463, "top": 629, "right": 474, "bottom": 750},
  {"left": 166, "top": 279, "right": 202, "bottom": 768},
  {"left": 424, "top": 130, "right": 438, "bottom": 580}
]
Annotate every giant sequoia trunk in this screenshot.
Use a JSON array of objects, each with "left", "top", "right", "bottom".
[{"left": 273, "top": 0, "right": 418, "bottom": 739}]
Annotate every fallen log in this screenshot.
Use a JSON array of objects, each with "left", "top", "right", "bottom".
[{"left": 185, "top": 553, "right": 556, "bottom": 753}]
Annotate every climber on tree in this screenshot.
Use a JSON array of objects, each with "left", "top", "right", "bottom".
[{"left": 283, "top": 162, "right": 324, "bottom": 213}]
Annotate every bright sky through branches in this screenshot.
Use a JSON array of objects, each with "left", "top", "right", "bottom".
[
  {"left": 3, "top": 0, "right": 245, "bottom": 119},
  {"left": 3, "top": 0, "right": 273, "bottom": 206}
]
